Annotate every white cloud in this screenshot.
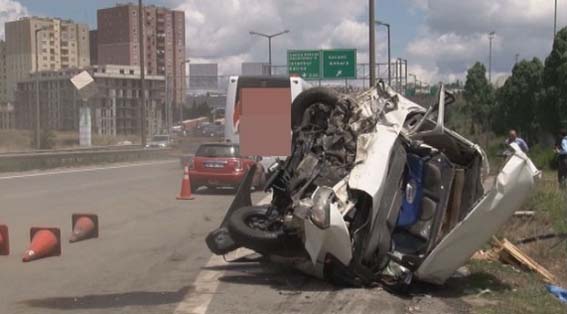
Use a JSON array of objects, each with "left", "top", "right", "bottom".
[
  {"left": 174, "top": 0, "right": 385, "bottom": 75},
  {"left": 0, "top": 0, "right": 28, "bottom": 39},
  {"left": 405, "top": 0, "right": 566, "bottom": 82}
]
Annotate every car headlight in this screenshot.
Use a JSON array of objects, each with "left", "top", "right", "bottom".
[
  {"left": 159, "top": 143, "right": 166, "bottom": 147},
  {"left": 145, "top": 144, "right": 150, "bottom": 148},
  {"left": 309, "top": 187, "right": 334, "bottom": 229}
]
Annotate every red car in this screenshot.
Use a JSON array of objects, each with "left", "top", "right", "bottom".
[{"left": 185, "top": 143, "right": 264, "bottom": 192}]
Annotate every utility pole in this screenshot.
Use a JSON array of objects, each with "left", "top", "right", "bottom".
[
  {"left": 375, "top": 21, "right": 391, "bottom": 86},
  {"left": 515, "top": 53, "right": 519, "bottom": 66},
  {"left": 369, "top": 0, "right": 376, "bottom": 87},
  {"left": 249, "top": 30, "right": 290, "bottom": 76},
  {"left": 488, "top": 31, "right": 495, "bottom": 84},
  {"left": 138, "top": 0, "right": 147, "bottom": 146}
]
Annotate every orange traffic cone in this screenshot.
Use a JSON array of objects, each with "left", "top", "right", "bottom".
[
  {"left": 177, "top": 165, "right": 194, "bottom": 200},
  {"left": 0, "top": 225, "right": 9, "bottom": 256},
  {"left": 69, "top": 214, "right": 99, "bottom": 243},
  {"left": 22, "top": 227, "right": 61, "bottom": 262}
]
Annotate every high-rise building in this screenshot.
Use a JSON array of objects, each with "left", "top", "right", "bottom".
[
  {"left": 0, "top": 40, "right": 7, "bottom": 105},
  {"left": 89, "top": 30, "right": 98, "bottom": 65},
  {"left": 4, "top": 17, "right": 90, "bottom": 102},
  {"left": 0, "top": 41, "right": 15, "bottom": 129},
  {"left": 95, "top": 3, "right": 185, "bottom": 122}
]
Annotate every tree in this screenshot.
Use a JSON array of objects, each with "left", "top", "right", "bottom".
[
  {"left": 493, "top": 58, "right": 543, "bottom": 141},
  {"left": 538, "top": 27, "right": 567, "bottom": 134},
  {"left": 463, "top": 62, "right": 495, "bottom": 133}
]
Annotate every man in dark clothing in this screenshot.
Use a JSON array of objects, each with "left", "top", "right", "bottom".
[{"left": 555, "top": 129, "right": 567, "bottom": 187}]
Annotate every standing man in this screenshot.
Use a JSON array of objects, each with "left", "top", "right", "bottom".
[
  {"left": 505, "top": 129, "right": 529, "bottom": 153},
  {"left": 555, "top": 129, "right": 567, "bottom": 186}
]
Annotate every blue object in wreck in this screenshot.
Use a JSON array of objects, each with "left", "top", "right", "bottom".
[
  {"left": 546, "top": 284, "right": 567, "bottom": 304},
  {"left": 397, "top": 154, "right": 425, "bottom": 227}
]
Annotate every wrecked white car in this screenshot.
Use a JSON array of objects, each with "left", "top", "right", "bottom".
[{"left": 206, "top": 82, "right": 539, "bottom": 289}]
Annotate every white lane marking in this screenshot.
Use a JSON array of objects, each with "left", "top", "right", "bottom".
[
  {"left": 174, "top": 194, "right": 273, "bottom": 314},
  {"left": 0, "top": 160, "right": 176, "bottom": 180},
  {"left": 174, "top": 254, "right": 225, "bottom": 314}
]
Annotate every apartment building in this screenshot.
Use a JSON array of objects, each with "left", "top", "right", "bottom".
[
  {"left": 0, "top": 40, "right": 7, "bottom": 105},
  {"left": 95, "top": 3, "right": 185, "bottom": 121},
  {"left": 15, "top": 65, "right": 165, "bottom": 136},
  {"left": 4, "top": 17, "right": 90, "bottom": 102}
]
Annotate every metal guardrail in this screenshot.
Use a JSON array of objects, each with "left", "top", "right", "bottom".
[
  {"left": 0, "top": 147, "right": 173, "bottom": 173},
  {"left": 0, "top": 144, "right": 144, "bottom": 157}
]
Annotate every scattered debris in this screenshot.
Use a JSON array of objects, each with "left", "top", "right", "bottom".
[
  {"left": 546, "top": 284, "right": 567, "bottom": 304},
  {"left": 513, "top": 210, "right": 535, "bottom": 217},
  {"left": 493, "top": 238, "right": 557, "bottom": 283},
  {"left": 515, "top": 232, "right": 567, "bottom": 245},
  {"left": 476, "top": 288, "right": 492, "bottom": 297},
  {"left": 471, "top": 249, "right": 499, "bottom": 261}
]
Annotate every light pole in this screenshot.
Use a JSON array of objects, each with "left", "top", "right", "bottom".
[
  {"left": 488, "top": 31, "right": 495, "bottom": 84},
  {"left": 401, "top": 58, "right": 408, "bottom": 95},
  {"left": 249, "top": 30, "right": 289, "bottom": 76},
  {"left": 369, "top": 0, "right": 376, "bottom": 86},
  {"left": 34, "top": 25, "right": 51, "bottom": 149},
  {"left": 178, "top": 59, "right": 191, "bottom": 124},
  {"left": 138, "top": 0, "right": 147, "bottom": 146},
  {"left": 554, "top": 0, "right": 558, "bottom": 37},
  {"left": 375, "top": 21, "right": 391, "bottom": 86},
  {"left": 396, "top": 58, "right": 403, "bottom": 92}
]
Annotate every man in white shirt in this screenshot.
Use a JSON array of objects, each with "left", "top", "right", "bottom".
[{"left": 555, "top": 129, "right": 567, "bottom": 186}]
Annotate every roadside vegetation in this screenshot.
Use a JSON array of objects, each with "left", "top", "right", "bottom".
[
  {"left": 440, "top": 28, "right": 567, "bottom": 313},
  {"left": 462, "top": 172, "right": 566, "bottom": 314}
]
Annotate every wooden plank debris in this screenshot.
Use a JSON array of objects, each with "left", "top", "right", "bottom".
[{"left": 496, "top": 238, "right": 557, "bottom": 283}]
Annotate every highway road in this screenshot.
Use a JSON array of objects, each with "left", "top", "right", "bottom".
[{"left": 0, "top": 160, "right": 469, "bottom": 314}]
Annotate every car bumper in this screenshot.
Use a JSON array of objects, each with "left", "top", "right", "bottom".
[{"left": 189, "top": 170, "right": 246, "bottom": 187}]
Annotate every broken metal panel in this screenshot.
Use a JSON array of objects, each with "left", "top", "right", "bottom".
[{"left": 415, "top": 144, "right": 539, "bottom": 284}]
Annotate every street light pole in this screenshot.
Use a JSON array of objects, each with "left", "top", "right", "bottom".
[
  {"left": 138, "top": 0, "right": 147, "bottom": 146},
  {"left": 488, "top": 31, "right": 495, "bottom": 84},
  {"left": 369, "top": 0, "right": 376, "bottom": 87},
  {"left": 34, "top": 26, "right": 50, "bottom": 149},
  {"left": 396, "top": 58, "right": 403, "bottom": 92},
  {"left": 249, "top": 30, "right": 290, "bottom": 76},
  {"left": 554, "top": 0, "right": 558, "bottom": 37},
  {"left": 375, "top": 21, "right": 391, "bottom": 86},
  {"left": 401, "top": 58, "right": 408, "bottom": 95},
  {"left": 179, "top": 59, "right": 190, "bottom": 124}
]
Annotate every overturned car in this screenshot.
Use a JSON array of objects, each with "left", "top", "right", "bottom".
[{"left": 206, "top": 82, "right": 539, "bottom": 288}]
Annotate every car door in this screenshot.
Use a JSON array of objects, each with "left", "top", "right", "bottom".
[{"left": 414, "top": 143, "right": 539, "bottom": 284}]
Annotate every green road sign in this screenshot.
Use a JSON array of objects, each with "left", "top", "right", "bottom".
[
  {"left": 322, "top": 49, "right": 357, "bottom": 79},
  {"left": 287, "top": 50, "right": 321, "bottom": 80}
]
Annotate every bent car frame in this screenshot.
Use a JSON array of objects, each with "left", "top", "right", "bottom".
[{"left": 206, "top": 81, "right": 539, "bottom": 289}]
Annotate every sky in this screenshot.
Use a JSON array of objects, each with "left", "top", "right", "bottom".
[{"left": 1, "top": 0, "right": 566, "bottom": 84}]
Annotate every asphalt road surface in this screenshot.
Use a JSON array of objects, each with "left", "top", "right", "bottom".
[{"left": 0, "top": 160, "right": 469, "bottom": 314}]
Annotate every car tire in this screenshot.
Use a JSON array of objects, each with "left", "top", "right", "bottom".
[
  {"left": 227, "top": 206, "right": 286, "bottom": 253},
  {"left": 291, "top": 87, "right": 340, "bottom": 129}
]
